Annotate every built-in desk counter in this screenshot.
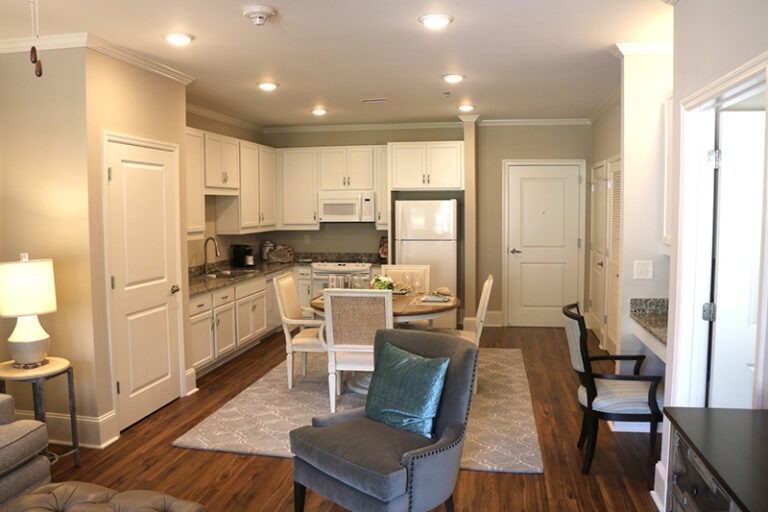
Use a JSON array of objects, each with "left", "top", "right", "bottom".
[{"left": 629, "top": 298, "right": 667, "bottom": 362}]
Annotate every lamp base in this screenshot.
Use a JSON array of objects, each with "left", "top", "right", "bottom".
[
  {"left": 12, "top": 358, "right": 49, "bottom": 369},
  {"left": 8, "top": 338, "right": 50, "bottom": 368}
]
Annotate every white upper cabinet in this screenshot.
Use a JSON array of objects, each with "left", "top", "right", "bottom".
[
  {"left": 204, "top": 132, "right": 240, "bottom": 194},
  {"left": 319, "top": 146, "right": 374, "bottom": 190},
  {"left": 215, "top": 141, "right": 276, "bottom": 234},
  {"left": 185, "top": 128, "right": 205, "bottom": 239},
  {"left": 389, "top": 141, "right": 464, "bottom": 190},
  {"left": 278, "top": 148, "right": 319, "bottom": 230},
  {"left": 374, "top": 145, "right": 389, "bottom": 230}
]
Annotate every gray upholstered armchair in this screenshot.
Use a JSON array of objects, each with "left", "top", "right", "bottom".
[
  {"left": 0, "top": 393, "right": 50, "bottom": 505},
  {"left": 289, "top": 329, "right": 478, "bottom": 512}
]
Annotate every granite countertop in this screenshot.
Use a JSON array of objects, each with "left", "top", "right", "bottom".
[
  {"left": 188, "top": 252, "right": 383, "bottom": 297},
  {"left": 629, "top": 298, "right": 668, "bottom": 344}
]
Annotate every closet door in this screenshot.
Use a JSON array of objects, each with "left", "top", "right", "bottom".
[
  {"left": 605, "top": 156, "right": 622, "bottom": 355},
  {"left": 588, "top": 161, "right": 607, "bottom": 345}
]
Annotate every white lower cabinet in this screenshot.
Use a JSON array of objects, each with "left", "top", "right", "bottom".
[
  {"left": 188, "top": 275, "right": 267, "bottom": 372},
  {"left": 294, "top": 266, "right": 312, "bottom": 310}
]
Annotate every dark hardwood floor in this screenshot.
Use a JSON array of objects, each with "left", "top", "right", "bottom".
[{"left": 52, "top": 327, "right": 660, "bottom": 511}]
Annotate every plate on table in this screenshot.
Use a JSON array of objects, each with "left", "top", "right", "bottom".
[
  {"left": 421, "top": 295, "right": 449, "bottom": 303},
  {"left": 392, "top": 289, "right": 408, "bottom": 295}
]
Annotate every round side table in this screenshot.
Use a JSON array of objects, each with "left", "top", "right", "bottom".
[{"left": 0, "top": 357, "right": 80, "bottom": 467}]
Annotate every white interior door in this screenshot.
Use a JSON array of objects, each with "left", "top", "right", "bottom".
[
  {"left": 105, "top": 135, "right": 182, "bottom": 430},
  {"left": 709, "top": 110, "right": 765, "bottom": 408},
  {"left": 604, "top": 157, "right": 622, "bottom": 355},
  {"left": 505, "top": 162, "right": 582, "bottom": 326},
  {"left": 588, "top": 161, "right": 607, "bottom": 345}
]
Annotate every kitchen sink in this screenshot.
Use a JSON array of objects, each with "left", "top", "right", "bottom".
[{"left": 205, "top": 269, "right": 258, "bottom": 279}]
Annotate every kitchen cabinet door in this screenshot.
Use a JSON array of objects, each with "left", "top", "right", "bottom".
[
  {"left": 319, "top": 147, "right": 348, "bottom": 190},
  {"left": 279, "top": 148, "right": 319, "bottom": 229},
  {"left": 204, "top": 132, "right": 239, "bottom": 194},
  {"left": 389, "top": 143, "right": 426, "bottom": 189},
  {"left": 185, "top": 128, "right": 205, "bottom": 239},
  {"left": 389, "top": 141, "right": 464, "bottom": 190},
  {"left": 238, "top": 140, "right": 262, "bottom": 229},
  {"left": 426, "top": 142, "right": 463, "bottom": 189},
  {"left": 346, "top": 146, "right": 374, "bottom": 190},
  {"left": 188, "top": 310, "right": 214, "bottom": 370},
  {"left": 375, "top": 145, "right": 389, "bottom": 229},
  {"left": 236, "top": 291, "right": 267, "bottom": 345},
  {"left": 259, "top": 145, "right": 277, "bottom": 228}
]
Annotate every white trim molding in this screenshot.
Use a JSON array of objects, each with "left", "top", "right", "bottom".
[
  {"left": 479, "top": 118, "right": 591, "bottom": 127},
  {"left": 611, "top": 41, "right": 673, "bottom": 58},
  {"left": 0, "top": 33, "right": 194, "bottom": 85},
  {"left": 186, "top": 104, "right": 263, "bottom": 131},
  {"left": 262, "top": 121, "right": 462, "bottom": 134}
]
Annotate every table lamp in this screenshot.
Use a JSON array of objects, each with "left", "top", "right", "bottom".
[{"left": 0, "top": 255, "right": 57, "bottom": 368}]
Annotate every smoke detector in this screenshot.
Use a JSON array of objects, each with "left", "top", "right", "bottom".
[{"left": 243, "top": 6, "right": 276, "bottom": 26}]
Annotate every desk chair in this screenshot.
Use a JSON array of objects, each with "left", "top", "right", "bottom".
[{"left": 562, "top": 303, "right": 664, "bottom": 473}]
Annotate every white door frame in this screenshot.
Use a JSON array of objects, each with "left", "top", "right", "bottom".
[
  {"left": 102, "top": 132, "right": 188, "bottom": 421},
  {"left": 501, "top": 159, "right": 587, "bottom": 326},
  {"left": 674, "top": 59, "right": 768, "bottom": 409}
]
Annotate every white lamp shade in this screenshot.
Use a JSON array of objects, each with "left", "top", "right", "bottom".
[{"left": 0, "top": 259, "right": 57, "bottom": 318}]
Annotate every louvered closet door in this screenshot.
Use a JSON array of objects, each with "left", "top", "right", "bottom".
[{"left": 605, "top": 156, "right": 622, "bottom": 354}]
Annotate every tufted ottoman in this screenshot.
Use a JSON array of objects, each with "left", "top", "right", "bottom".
[{"left": 0, "top": 481, "right": 207, "bottom": 512}]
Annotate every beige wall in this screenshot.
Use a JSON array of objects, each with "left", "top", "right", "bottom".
[
  {"left": 592, "top": 100, "right": 620, "bottom": 162},
  {"left": 0, "top": 46, "right": 186, "bottom": 444},
  {"left": 261, "top": 126, "right": 463, "bottom": 148},
  {"left": 0, "top": 48, "right": 90, "bottom": 415},
  {"left": 477, "top": 124, "right": 593, "bottom": 311}
]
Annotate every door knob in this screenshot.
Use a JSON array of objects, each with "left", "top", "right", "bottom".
[
  {"left": 170, "top": 284, "right": 180, "bottom": 294},
  {"left": 510, "top": 248, "right": 522, "bottom": 254}
]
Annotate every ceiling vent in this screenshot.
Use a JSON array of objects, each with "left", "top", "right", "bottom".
[
  {"left": 361, "top": 98, "right": 389, "bottom": 104},
  {"left": 243, "top": 6, "right": 276, "bottom": 26}
]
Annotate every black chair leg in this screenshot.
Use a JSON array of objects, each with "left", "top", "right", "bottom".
[
  {"left": 444, "top": 494, "right": 455, "bottom": 512},
  {"left": 577, "top": 413, "right": 589, "bottom": 448},
  {"left": 582, "top": 416, "right": 599, "bottom": 474},
  {"left": 650, "top": 420, "right": 658, "bottom": 452},
  {"left": 294, "top": 482, "right": 306, "bottom": 512}
]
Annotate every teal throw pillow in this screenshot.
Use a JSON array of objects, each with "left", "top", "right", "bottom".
[{"left": 365, "top": 342, "right": 450, "bottom": 438}]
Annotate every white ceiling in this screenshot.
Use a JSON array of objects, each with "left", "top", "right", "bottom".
[{"left": 0, "top": 0, "right": 673, "bottom": 128}]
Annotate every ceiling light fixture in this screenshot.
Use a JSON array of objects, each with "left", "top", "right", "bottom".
[
  {"left": 312, "top": 107, "right": 327, "bottom": 116},
  {"left": 259, "top": 82, "right": 279, "bottom": 91},
  {"left": 243, "top": 5, "right": 276, "bottom": 26},
  {"left": 418, "top": 14, "right": 454, "bottom": 30},
  {"left": 458, "top": 104, "right": 475, "bottom": 112},
  {"left": 165, "top": 33, "right": 194, "bottom": 46},
  {"left": 442, "top": 74, "right": 465, "bottom": 84}
]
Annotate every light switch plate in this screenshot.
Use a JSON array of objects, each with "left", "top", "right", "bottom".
[{"left": 634, "top": 260, "right": 654, "bottom": 280}]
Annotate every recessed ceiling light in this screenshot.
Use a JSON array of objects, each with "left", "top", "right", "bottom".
[
  {"left": 418, "top": 14, "right": 454, "bottom": 30},
  {"left": 164, "top": 33, "right": 194, "bottom": 46},
  {"left": 458, "top": 104, "right": 475, "bottom": 112},
  {"left": 312, "top": 107, "right": 327, "bottom": 116},
  {"left": 259, "top": 82, "right": 279, "bottom": 91},
  {"left": 443, "top": 74, "right": 465, "bottom": 84}
]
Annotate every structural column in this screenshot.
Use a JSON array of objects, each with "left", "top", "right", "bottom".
[{"left": 460, "top": 114, "right": 479, "bottom": 317}]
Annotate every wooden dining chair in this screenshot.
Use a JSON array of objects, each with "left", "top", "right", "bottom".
[
  {"left": 273, "top": 272, "right": 326, "bottom": 389},
  {"left": 319, "top": 289, "right": 393, "bottom": 412}
]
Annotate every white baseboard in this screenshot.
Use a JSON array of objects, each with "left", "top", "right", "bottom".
[
  {"left": 16, "top": 408, "right": 120, "bottom": 449},
  {"left": 184, "top": 367, "right": 199, "bottom": 396},
  {"left": 650, "top": 460, "right": 667, "bottom": 512},
  {"left": 485, "top": 310, "right": 503, "bottom": 327}
]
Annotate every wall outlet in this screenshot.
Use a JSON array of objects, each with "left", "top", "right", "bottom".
[{"left": 633, "top": 260, "right": 654, "bottom": 280}]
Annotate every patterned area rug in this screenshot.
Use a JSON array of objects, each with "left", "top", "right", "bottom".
[{"left": 173, "top": 348, "right": 543, "bottom": 473}]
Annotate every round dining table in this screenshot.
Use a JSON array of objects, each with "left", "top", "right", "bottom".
[
  {"left": 309, "top": 291, "right": 460, "bottom": 323},
  {"left": 309, "top": 291, "right": 460, "bottom": 395}
]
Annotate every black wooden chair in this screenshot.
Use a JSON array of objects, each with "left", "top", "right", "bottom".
[{"left": 561, "top": 303, "right": 664, "bottom": 474}]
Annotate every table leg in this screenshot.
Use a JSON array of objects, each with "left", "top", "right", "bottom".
[
  {"left": 32, "top": 379, "right": 45, "bottom": 423},
  {"left": 67, "top": 368, "right": 80, "bottom": 467}
]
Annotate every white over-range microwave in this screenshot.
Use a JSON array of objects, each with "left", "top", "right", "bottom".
[{"left": 317, "top": 190, "right": 375, "bottom": 222}]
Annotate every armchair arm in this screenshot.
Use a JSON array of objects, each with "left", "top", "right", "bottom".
[
  {"left": 282, "top": 317, "right": 324, "bottom": 328},
  {"left": 0, "top": 393, "right": 15, "bottom": 425},
  {"left": 311, "top": 407, "right": 366, "bottom": 427},
  {"left": 401, "top": 424, "right": 465, "bottom": 512},
  {"left": 590, "top": 354, "right": 645, "bottom": 374}
]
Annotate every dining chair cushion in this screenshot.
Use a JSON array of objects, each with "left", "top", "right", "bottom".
[
  {"left": 365, "top": 342, "right": 449, "bottom": 438},
  {"left": 289, "top": 416, "right": 433, "bottom": 502},
  {"left": 290, "top": 327, "right": 323, "bottom": 350},
  {"left": 578, "top": 379, "right": 665, "bottom": 414}
]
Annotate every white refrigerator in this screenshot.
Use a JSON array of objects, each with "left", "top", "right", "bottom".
[{"left": 394, "top": 199, "right": 458, "bottom": 328}]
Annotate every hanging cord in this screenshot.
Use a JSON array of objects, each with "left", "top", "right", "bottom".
[{"left": 29, "top": 0, "right": 42, "bottom": 77}]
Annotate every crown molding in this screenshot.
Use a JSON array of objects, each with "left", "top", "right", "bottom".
[
  {"left": 611, "top": 41, "right": 673, "bottom": 58},
  {"left": 0, "top": 33, "right": 194, "bottom": 85},
  {"left": 589, "top": 91, "right": 621, "bottom": 122},
  {"left": 478, "top": 118, "right": 591, "bottom": 127},
  {"left": 660, "top": 0, "right": 679, "bottom": 5},
  {"left": 186, "top": 104, "right": 262, "bottom": 131},
  {"left": 262, "top": 121, "right": 462, "bottom": 134}
]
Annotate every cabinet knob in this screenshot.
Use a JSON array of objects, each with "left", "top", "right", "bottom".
[{"left": 170, "top": 284, "right": 180, "bottom": 294}]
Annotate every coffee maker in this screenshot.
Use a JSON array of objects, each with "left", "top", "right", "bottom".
[{"left": 230, "top": 244, "right": 255, "bottom": 267}]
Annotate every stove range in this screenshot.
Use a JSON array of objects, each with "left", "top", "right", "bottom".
[{"left": 310, "top": 262, "right": 372, "bottom": 274}]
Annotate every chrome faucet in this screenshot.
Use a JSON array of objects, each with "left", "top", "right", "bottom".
[{"left": 204, "top": 236, "right": 221, "bottom": 275}]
